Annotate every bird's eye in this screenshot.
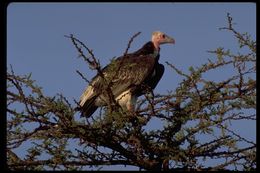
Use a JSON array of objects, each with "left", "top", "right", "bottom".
[{"left": 162, "top": 34, "right": 165, "bottom": 38}]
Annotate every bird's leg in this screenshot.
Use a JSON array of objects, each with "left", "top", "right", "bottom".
[
  {"left": 126, "top": 102, "right": 136, "bottom": 116},
  {"left": 127, "top": 103, "right": 139, "bottom": 128},
  {"left": 126, "top": 95, "right": 137, "bottom": 116},
  {"left": 127, "top": 104, "right": 133, "bottom": 111}
]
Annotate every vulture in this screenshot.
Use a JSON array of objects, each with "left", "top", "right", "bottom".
[{"left": 79, "top": 31, "right": 175, "bottom": 117}]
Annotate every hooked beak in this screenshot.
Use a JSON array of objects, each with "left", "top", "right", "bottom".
[{"left": 163, "top": 34, "right": 175, "bottom": 44}]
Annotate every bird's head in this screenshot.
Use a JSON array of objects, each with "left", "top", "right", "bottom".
[{"left": 151, "top": 31, "right": 175, "bottom": 51}]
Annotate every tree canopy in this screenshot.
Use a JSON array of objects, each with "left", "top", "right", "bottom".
[{"left": 6, "top": 14, "right": 256, "bottom": 171}]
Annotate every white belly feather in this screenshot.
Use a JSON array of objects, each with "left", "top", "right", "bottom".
[
  {"left": 116, "top": 89, "right": 137, "bottom": 110},
  {"left": 81, "top": 86, "right": 137, "bottom": 111}
]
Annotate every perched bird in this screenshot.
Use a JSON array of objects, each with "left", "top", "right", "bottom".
[{"left": 79, "top": 31, "right": 175, "bottom": 117}]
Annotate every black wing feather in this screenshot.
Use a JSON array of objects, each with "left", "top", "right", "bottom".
[
  {"left": 80, "top": 96, "right": 98, "bottom": 118},
  {"left": 92, "top": 55, "right": 156, "bottom": 98}
]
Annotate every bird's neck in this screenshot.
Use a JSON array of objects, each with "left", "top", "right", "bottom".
[
  {"left": 152, "top": 42, "right": 160, "bottom": 58},
  {"left": 132, "top": 41, "right": 159, "bottom": 57},
  {"left": 152, "top": 41, "right": 160, "bottom": 52}
]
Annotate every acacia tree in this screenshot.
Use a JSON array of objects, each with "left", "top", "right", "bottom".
[{"left": 7, "top": 14, "right": 256, "bottom": 171}]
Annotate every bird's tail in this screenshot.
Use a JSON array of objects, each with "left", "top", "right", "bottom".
[
  {"left": 76, "top": 96, "right": 98, "bottom": 118},
  {"left": 76, "top": 85, "right": 99, "bottom": 118}
]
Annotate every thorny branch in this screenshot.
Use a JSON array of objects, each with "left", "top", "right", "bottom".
[
  {"left": 65, "top": 34, "right": 120, "bottom": 114},
  {"left": 123, "top": 31, "right": 141, "bottom": 56},
  {"left": 219, "top": 13, "right": 256, "bottom": 52}
]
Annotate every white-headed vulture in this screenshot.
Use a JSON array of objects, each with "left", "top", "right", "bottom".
[{"left": 79, "top": 31, "right": 175, "bottom": 117}]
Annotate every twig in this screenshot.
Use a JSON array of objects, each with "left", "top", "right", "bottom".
[
  {"left": 76, "top": 70, "right": 90, "bottom": 84},
  {"left": 123, "top": 31, "right": 141, "bottom": 56},
  {"left": 66, "top": 34, "right": 120, "bottom": 115},
  {"left": 165, "top": 61, "right": 190, "bottom": 78},
  {"left": 219, "top": 13, "right": 256, "bottom": 52}
]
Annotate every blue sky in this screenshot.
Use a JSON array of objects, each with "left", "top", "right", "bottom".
[{"left": 7, "top": 2, "right": 256, "bottom": 170}]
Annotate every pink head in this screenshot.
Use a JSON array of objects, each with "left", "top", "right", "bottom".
[{"left": 151, "top": 31, "right": 175, "bottom": 51}]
